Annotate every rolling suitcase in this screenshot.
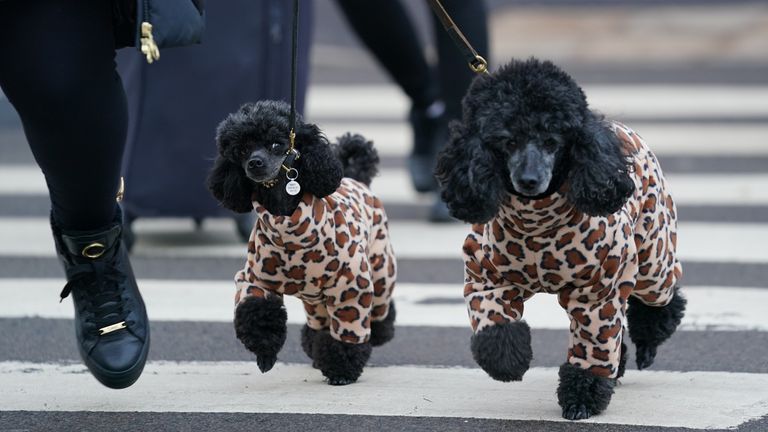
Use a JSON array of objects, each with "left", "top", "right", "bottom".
[{"left": 117, "top": 0, "right": 313, "bottom": 248}]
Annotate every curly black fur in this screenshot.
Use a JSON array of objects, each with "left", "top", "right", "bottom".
[
  {"left": 435, "top": 121, "right": 509, "bottom": 224},
  {"left": 627, "top": 287, "right": 686, "bottom": 369},
  {"left": 557, "top": 363, "right": 615, "bottom": 420},
  {"left": 617, "top": 339, "right": 628, "bottom": 380},
  {"left": 208, "top": 101, "right": 377, "bottom": 216},
  {"left": 334, "top": 133, "right": 379, "bottom": 187},
  {"left": 207, "top": 156, "right": 256, "bottom": 214},
  {"left": 312, "top": 330, "right": 372, "bottom": 385},
  {"left": 435, "top": 57, "right": 634, "bottom": 223},
  {"left": 234, "top": 295, "right": 288, "bottom": 373},
  {"left": 301, "top": 324, "right": 317, "bottom": 359},
  {"left": 369, "top": 301, "right": 396, "bottom": 347},
  {"left": 470, "top": 321, "right": 532, "bottom": 382},
  {"left": 566, "top": 112, "right": 635, "bottom": 216},
  {"left": 300, "top": 325, "right": 322, "bottom": 369}
]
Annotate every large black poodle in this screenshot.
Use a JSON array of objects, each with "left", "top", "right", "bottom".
[
  {"left": 208, "top": 101, "right": 397, "bottom": 385},
  {"left": 435, "top": 58, "right": 686, "bottom": 420}
]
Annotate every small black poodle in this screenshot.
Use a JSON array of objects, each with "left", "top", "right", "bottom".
[
  {"left": 208, "top": 101, "right": 397, "bottom": 385},
  {"left": 436, "top": 58, "right": 685, "bottom": 420}
]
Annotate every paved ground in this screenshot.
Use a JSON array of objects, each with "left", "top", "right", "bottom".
[{"left": 2, "top": 1, "right": 768, "bottom": 431}]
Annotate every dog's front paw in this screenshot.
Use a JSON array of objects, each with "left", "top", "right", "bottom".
[
  {"left": 312, "top": 331, "right": 371, "bottom": 385},
  {"left": 327, "top": 377, "right": 356, "bottom": 386},
  {"left": 471, "top": 321, "right": 532, "bottom": 382},
  {"left": 635, "top": 343, "right": 658, "bottom": 370},
  {"left": 557, "top": 363, "right": 615, "bottom": 421},
  {"left": 562, "top": 403, "right": 592, "bottom": 421},
  {"left": 256, "top": 354, "right": 278, "bottom": 373},
  {"left": 234, "top": 296, "right": 288, "bottom": 373}
]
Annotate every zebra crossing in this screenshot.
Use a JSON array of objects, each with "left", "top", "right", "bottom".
[{"left": 2, "top": 83, "right": 768, "bottom": 432}]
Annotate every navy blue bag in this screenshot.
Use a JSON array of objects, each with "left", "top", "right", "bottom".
[
  {"left": 117, "top": 0, "right": 313, "bottom": 248},
  {"left": 113, "top": 0, "right": 205, "bottom": 63}
]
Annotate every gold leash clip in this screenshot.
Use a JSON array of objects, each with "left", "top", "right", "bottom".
[{"left": 470, "top": 55, "right": 489, "bottom": 75}]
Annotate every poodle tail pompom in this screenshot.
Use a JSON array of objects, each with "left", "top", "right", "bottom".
[{"left": 334, "top": 133, "right": 379, "bottom": 186}]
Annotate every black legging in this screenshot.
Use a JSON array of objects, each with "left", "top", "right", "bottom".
[
  {"left": 0, "top": 0, "right": 126, "bottom": 231},
  {"left": 335, "top": 0, "right": 488, "bottom": 121}
]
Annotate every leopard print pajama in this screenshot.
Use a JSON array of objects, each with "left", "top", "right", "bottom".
[
  {"left": 235, "top": 178, "right": 397, "bottom": 345},
  {"left": 464, "top": 123, "right": 681, "bottom": 378}
]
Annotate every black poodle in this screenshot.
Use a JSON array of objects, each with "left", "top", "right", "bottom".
[
  {"left": 208, "top": 100, "right": 397, "bottom": 385},
  {"left": 436, "top": 58, "right": 685, "bottom": 420}
]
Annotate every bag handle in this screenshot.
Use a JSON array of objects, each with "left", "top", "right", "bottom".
[{"left": 426, "top": 0, "right": 489, "bottom": 75}]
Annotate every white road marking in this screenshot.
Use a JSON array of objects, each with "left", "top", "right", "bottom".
[
  {"left": 0, "top": 166, "right": 48, "bottom": 194},
  {"left": 301, "top": 122, "right": 768, "bottom": 157},
  {"left": 1, "top": 361, "right": 766, "bottom": 429},
  {"left": 0, "top": 217, "right": 766, "bottom": 264},
  {"left": 6, "top": 163, "right": 768, "bottom": 207},
  {"left": 0, "top": 279, "right": 764, "bottom": 331},
  {"left": 307, "top": 85, "right": 768, "bottom": 120},
  {"left": 372, "top": 168, "right": 768, "bottom": 206}
]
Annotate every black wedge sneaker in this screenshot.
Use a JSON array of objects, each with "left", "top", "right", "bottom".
[{"left": 52, "top": 210, "right": 150, "bottom": 389}]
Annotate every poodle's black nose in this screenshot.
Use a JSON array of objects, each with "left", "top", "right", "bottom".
[
  {"left": 247, "top": 157, "right": 264, "bottom": 170},
  {"left": 518, "top": 175, "right": 539, "bottom": 190}
]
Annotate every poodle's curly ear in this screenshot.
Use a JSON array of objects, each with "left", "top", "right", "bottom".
[
  {"left": 296, "top": 122, "right": 343, "bottom": 198},
  {"left": 567, "top": 116, "right": 634, "bottom": 216},
  {"left": 207, "top": 155, "right": 254, "bottom": 213},
  {"left": 435, "top": 122, "right": 507, "bottom": 224}
]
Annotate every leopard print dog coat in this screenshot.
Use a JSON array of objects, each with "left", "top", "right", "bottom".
[
  {"left": 235, "top": 178, "right": 396, "bottom": 345},
  {"left": 463, "top": 122, "right": 681, "bottom": 379}
]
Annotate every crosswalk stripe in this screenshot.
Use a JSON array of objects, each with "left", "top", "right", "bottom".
[
  {"left": 369, "top": 170, "right": 768, "bottom": 206},
  {"left": 0, "top": 279, "right": 763, "bottom": 331},
  {"left": 5, "top": 164, "right": 768, "bottom": 208},
  {"left": 1, "top": 360, "right": 766, "bottom": 429},
  {"left": 0, "top": 217, "right": 763, "bottom": 263},
  {"left": 307, "top": 85, "right": 768, "bottom": 120},
  {"left": 0, "top": 256, "right": 763, "bottom": 287},
  {"left": 0, "top": 166, "right": 47, "bottom": 195},
  {"left": 319, "top": 123, "right": 768, "bottom": 157}
]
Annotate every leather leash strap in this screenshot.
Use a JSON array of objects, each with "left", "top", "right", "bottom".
[
  {"left": 426, "top": 0, "right": 489, "bottom": 75},
  {"left": 283, "top": 0, "right": 300, "bottom": 170}
]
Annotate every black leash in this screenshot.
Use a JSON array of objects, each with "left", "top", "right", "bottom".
[
  {"left": 262, "top": 0, "right": 301, "bottom": 192},
  {"left": 426, "top": 0, "right": 489, "bottom": 75},
  {"left": 288, "top": 0, "right": 299, "bottom": 151},
  {"left": 278, "top": 0, "right": 301, "bottom": 195}
]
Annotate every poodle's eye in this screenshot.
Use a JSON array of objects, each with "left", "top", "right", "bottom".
[
  {"left": 270, "top": 142, "right": 283, "bottom": 153},
  {"left": 543, "top": 138, "right": 559, "bottom": 149}
]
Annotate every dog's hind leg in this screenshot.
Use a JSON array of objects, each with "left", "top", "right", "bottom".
[
  {"left": 300, "top": 301, "right": 331, "bottom": 367},
  {"left": 627, "top": 285, "right": 686, "bottom": 370},
  {"left": 234, "top": 293, "right": 288, "bottom": 373},
  {"left": 368, "top": 208, "right": 397, "bottom": 347},
  {"left": 370, "top": 300, "right": 396, "bottom": 347},
  {"left": 617, "top": 335, "right": 628, "bottom": 379}
]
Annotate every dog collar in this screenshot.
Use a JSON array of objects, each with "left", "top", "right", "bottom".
[{"left": 259, "top": 131, "right": 301, "bottom": 188}]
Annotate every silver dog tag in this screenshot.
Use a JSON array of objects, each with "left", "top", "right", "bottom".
[{"left": 285, "top": 180, "right": 301, "bottom": 196}]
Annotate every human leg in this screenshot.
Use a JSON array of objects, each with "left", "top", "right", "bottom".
[
  {"left": 0, "top": 0, "right": 149, "bottom": 389},
  {"left": 335, "top": 0, "right": 447, "bottom": 193}
]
